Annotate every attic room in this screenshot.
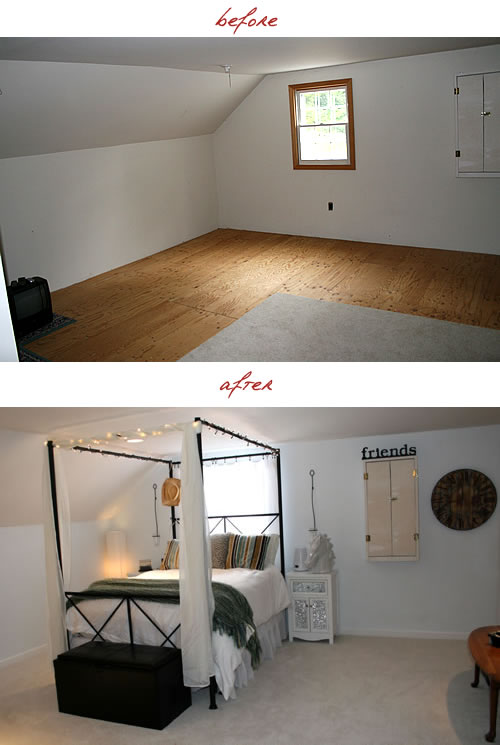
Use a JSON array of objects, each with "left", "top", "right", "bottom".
[
  {"left": 0, "top": 406, "right": 499, "bottom": 744},
  {"left": 0, "top": 38, "right": 500, "bottom": 362}
]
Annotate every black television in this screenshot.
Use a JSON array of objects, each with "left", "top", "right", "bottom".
[{"left": 7, "top": 277, "right": 53, "bottom": 337}]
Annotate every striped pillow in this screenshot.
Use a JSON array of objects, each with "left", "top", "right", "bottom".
[
  {"left": 160, "top": 539, "right": 180, "bottom": 569},
  {"left": 225, "top": 534, "right": 272, "bottom": 571}
]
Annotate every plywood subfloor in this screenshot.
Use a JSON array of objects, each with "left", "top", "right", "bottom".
[{"left": 25, "top": 229, "right": 500, "bottom": 361}]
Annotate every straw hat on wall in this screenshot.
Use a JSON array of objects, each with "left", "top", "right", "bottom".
[{"left": 161, "top": 477, "right": 181, "bottom": 506}]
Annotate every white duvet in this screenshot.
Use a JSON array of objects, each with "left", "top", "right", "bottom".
[{"left": 66, "top": 565, "right": 290, "bottom": 699}]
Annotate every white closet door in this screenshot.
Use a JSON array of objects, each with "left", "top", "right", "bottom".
[
  {"left": 457, "top": 74, "right": 483, "bottom": 173},
  {"left": 390, "top": 459, "right": 417, "bottom": 557},
  {"left": 484, "top": 72, "right": 500, "bottom": 172},
  {"left": 366, "top": 461, "right": 392, "bottom": 557}
]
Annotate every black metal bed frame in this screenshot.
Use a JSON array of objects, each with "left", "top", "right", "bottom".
[
  {"left": 65, "top": 592, "right": 181, "bottom": 648},
  {"left": 47, "top": 416, "right": 284, "bottom": 711}
]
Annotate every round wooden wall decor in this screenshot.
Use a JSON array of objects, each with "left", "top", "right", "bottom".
[{"left": 431, "top": 469, "right": 497, "bottom": 531}]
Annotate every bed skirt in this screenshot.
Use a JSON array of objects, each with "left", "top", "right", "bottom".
[
  {"left": 68, "top": 609, "right": 287, "bottom": 701},
  {"left": 224, "top": 610, "right": 287, "bottom": 699}
]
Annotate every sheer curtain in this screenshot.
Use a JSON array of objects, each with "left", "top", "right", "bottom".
[
  {"left": 178, "top": 421, "right": 215, "bottom": 687},
  {"left": 203, "top": 456, "right": 278, "bottom": 536}
]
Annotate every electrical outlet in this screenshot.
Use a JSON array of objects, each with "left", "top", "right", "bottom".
[{"left": 328, "top": 202, "right": 334, "bottom": 211}]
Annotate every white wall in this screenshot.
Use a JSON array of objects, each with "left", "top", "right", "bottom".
[
  {"left": 0, "top": 525, "right": 47, "bottom": 662},
  {"left": 0, "top": 134, "right": 218, "bottom": 291},
  {"left": 0, "top": 430, "right": 46, "bottom": 661},
  {"left": 0, "top": 253, "right": 17, "bottom": 361},
  {"left": 281, "top": 424, "right": 500, "bottom": 638},
  {"left": 59, "top": 449, "right": 174, "bottom": 580},
  {"left": 215, "top": 45, "right": 500, "bottom": 255}
]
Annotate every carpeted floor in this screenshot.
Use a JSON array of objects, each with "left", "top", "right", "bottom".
[
  {"left": 180, "top": 294, "right": 500, "bottom": 361},
  {"left": 0, "top": 636, "right": 489, "bottom": 745}
]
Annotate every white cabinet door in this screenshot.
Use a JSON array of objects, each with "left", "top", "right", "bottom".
[
  {"left": 456, "top": 71, "right": 500, "bottom": 176},
  {"left": 457, "top": 74, "right": 484, "bottom": 173},
  {"left": 366, "top": 461, "right": 392, "bottom": 557},
  {"left": 391, "top": 458, "right": 417, "bottom": 557},
  {"left": 309, "top": 598, "right": 329, "bottom": 633},
  {"left": 484, "top": 72, "right": 500, "bottom": 172},
  {"left": 292, "top": 598, "right": 309, "bottom": 632},
  {"left": 365, "top": 456, "right": 419, "bottom": 561}
]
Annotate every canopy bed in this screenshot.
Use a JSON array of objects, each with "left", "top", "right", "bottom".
[{"left": 46, "top": 417, "right": 288, "bottom": 721}]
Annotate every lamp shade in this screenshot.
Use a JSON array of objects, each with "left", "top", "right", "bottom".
[{"left": 106, "top": 530, "right": 127, "bottom": 578}]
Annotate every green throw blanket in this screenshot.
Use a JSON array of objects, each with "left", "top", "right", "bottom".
[{"left": 71, "top": 578, "right": 261, "bottom": 668}]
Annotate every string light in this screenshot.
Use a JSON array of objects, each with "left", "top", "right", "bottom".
[{"left": 48, "top": 418, "right": 280, "bottom": 460}]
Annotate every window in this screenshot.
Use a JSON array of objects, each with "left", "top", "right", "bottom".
[
  {"left": 203, "top": 457, "right": 278, "bottom": 536},
  {"left": 288, "top": 78, "right": 355, "bottom": 170}
]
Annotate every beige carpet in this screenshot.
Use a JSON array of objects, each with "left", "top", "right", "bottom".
[
  {"left": 180, "top": 294, "right": 500, "bottom": 361},
  {"left": 0, "top": 636, "right": 489, "bottom": 745}
]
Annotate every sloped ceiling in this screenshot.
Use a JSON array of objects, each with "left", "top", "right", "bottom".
[
  {"left": 1, "top": 407, "right": 499, "bottom": 450},
  {"left": 1, "top": 37, "right": 499, "bottom": 159},
  {"left": 1, "top": 37, "right": 499, "bottom": 75},
  {"left": 0, "top": 59, "right": 262, "bottom": 158}
]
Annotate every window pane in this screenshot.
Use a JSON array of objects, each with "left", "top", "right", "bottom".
[
  {"left": 302, "top": 92, "right": 317, "bottom": 124},
  {"left": 334, "top": 88, "right": 346, "bottom": 106},
  {"left": 299, "top": 124, "right": 347, "bottom": 161},
  {"left": 335, "top": 105, "right": 347, "bottom": 123},
  {"left": 299, "top": 90, "right": 336, "bottom": 126}
]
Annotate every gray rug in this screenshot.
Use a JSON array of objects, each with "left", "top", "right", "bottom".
[{"left": 180, "top": 294, "right": 500, "bottom": 361}]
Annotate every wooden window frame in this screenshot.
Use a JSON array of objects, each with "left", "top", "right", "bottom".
[{"left": 288, "top": 78, "right": 356, "bottom": 170}]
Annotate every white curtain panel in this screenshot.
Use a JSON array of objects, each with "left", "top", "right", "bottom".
[
  {"left": 179, "top": 421, "right": 215, "bottom": 687},
  {"left": 42, "top": 449, "right": 72, "bottom": 660},
  {"left": 204, "top": 456, "right": 278, "bottom": 535}
]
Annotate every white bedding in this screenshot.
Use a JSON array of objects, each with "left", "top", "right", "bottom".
[{"left": 66, "top": 565, "right": 290, "bottom": 700}]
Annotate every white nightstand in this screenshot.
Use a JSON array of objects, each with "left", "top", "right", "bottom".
[{"left": 286, "top": 570, "right": 337, "bottom": 644}]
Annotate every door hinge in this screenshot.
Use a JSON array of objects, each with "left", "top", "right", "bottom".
[
  {"left": 455, "top": 150, "right": 461, "bottom": 158},
  {"left": 364, "top": 472, "right": 368, "bottom": 480},
  {"left": 414, "top": 533, "right": 419, "bottom": 541},
  {"left": 454, "top": 87, "right": 459, "bottom": 95},
  {"left": 365, "top": 534, "right": 371, "bottom": 542},
  {"left": 412, "top": 469, "right": 418, "bottom": 478}
]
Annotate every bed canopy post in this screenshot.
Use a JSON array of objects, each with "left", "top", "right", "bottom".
[
  {"left": 169, "top": 462, "right": 177, "bottom": 540},
  {"left": 276, "top": 452, "right": 285, "bottom": 578},
  {"left": 194, "top": 417, "right": 204, "bottom": 477},
  {"left": 47, "top": 440, "right": 63, "bottom": 575}
]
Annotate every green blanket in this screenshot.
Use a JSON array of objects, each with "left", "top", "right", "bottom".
[{"left": 72, "top": 578, "right": 261, "bottom": 668}]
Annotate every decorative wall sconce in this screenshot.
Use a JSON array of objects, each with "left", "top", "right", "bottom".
[{"left": 152, "top": 483, "right": 160, "bottom": 546}]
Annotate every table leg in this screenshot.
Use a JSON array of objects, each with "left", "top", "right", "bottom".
[
  {"left": 472, "top": 664, "right": 480, "bottom": 688},
  {"left": 485, "top": 681, "right": 498, "bottom": 743}
]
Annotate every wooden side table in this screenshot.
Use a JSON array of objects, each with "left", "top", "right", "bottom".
[{"left": 468, "top": 626, "right": 500, "bottom": 742}]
